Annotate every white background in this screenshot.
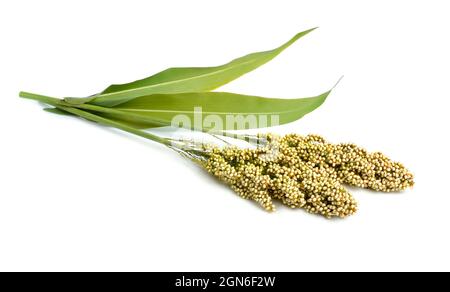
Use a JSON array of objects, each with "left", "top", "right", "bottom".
[{"left": 1, "top": 0, "right": 449, "bottom": 272}]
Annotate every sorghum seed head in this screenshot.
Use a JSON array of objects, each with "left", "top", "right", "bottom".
[{"left": 199, "top": 133, "right": 412, "bottom": 218}]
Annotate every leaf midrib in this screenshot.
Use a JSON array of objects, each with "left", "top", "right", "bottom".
[
  {"left": 97, "top": 58, "right": 263, "bottom": 99},
  {"left": 116, "top": 104, "right": 319, "bottom": 116}
]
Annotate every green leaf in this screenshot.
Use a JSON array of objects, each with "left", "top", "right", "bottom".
[
  {"left": 80, "top": 90, "right": 330, "bottom": 131},
  {"left": 43, "top": 107, "right": 74, "bottom": 116},
  {"left": 64, "top": 28, "right": 317, "bottom": 107}
]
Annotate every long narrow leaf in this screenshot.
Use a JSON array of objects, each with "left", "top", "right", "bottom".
[
  {"left": 78, "top": 90, "right": 330, "bottom": 131},
  {"left": 64, "top": 28, "right": 316, "bottom": 107}
]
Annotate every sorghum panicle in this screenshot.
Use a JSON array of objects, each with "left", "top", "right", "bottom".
[
  {"left": 198, "top": 133, "right": 413, "bottom": 218},
  {"left": 203, "top": 134, "right": 359, "bottom": 218},
  {"left": 289, "top": 134, "right": 415, "bottom": 192}
]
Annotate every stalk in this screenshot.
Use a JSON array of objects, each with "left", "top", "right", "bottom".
[
  {"left": 19, "top": 91, "right": 260, "bottom": 146},
  {"left": 19, "top": 91, "right": 171, "bottom": 146},
  {"left": 71, "top": 102, "right": 169, "bottom": 127},
  {"left": 69, "top": 100, "right": 258, "bottom": 141}
]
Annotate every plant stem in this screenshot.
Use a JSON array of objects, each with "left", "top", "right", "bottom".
[
  {"left": 71, "top": 102, "right": 170, "bottom": 127},
  {"left": 72, "top": 103, "right": 259, "bottom": 143},
  {"left": 19, "top": 91, "right": 256, "bottom": 147},
  {"left": 19, "top": 91, "right": 62, "bottom": 105},
  {"left": 19, "top": 91, "right": 171, "bottom": 146}
]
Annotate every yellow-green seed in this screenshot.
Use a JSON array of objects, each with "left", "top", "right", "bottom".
[{"left": 199, "top": 133, "right": 413, "bottom": 218}]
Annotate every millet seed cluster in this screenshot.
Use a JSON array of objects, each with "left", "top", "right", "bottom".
[{"left": 202, "top": 134, "right": 414, "bottom": 218}]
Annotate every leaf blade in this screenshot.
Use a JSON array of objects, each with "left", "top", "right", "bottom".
[
  {"left": 65, "top": 28, "right": 317, "bottom": 107},
  {"left": 82, "top": 90, "right": 330, "bottom": 131}
]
